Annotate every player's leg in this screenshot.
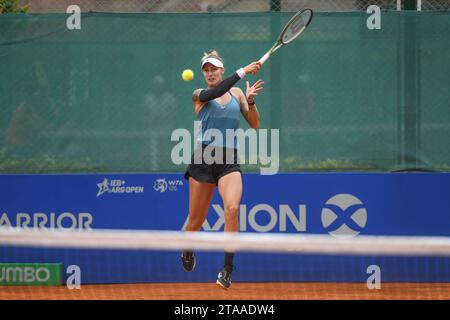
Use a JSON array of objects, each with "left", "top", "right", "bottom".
[
  {"left": 181, "top": 177, "right": 215, "bottom": 272},
  {"left": 186, "top": 177, "right": 215, "bottom": 231},
  {"left": 216, "top": 171, "right": 242, "bottom": 288}
]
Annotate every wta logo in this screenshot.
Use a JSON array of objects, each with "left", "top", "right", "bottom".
[
  {"left": 321, "top": 194, "right": 367, "bottom": 238},
  {"left": 153, "top": 178, "right": 184, "bottom": 193},
  {"left": 153, "top": 179, "right": 168, "bottom": 193}
]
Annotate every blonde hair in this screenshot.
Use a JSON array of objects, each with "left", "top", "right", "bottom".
[{"left": 201, "top": 50, "right": 224, "bottom": 64}]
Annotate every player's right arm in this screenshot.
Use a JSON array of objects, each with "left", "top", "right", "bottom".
[{"left": 195, "top": 62, "right": 261, "bottom": 103}]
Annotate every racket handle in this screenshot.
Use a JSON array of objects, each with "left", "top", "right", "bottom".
[{"left": 259, "top": 52, "right": 270, "bottom": 65}]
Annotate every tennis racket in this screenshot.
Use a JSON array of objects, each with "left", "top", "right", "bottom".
[{"left": 259, "top": 8, "right": 313, "bottom": 65}]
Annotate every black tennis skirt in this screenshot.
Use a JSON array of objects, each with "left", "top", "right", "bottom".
[{"left": 184, "top": 144, "right": 241, "bottom": 185}]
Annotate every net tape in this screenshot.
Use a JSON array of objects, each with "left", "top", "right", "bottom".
[{"left": 1, "top": 227, "right": 450, "bottom": 256}]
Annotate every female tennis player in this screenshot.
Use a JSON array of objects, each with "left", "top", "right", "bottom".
[{"left": 182, "top": 50, "right": 263, "bottom": 289}]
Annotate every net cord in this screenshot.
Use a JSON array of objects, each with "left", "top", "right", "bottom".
[{"left": 1, "top": 227, "right": 450, "bottom": 256}]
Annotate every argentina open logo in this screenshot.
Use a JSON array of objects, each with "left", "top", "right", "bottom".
[
  {"left": 96, "top": 178, "right": 144, "bottom": 197},
  {"left": 321, "top": 193, "right": 367, "bottom": 238}
]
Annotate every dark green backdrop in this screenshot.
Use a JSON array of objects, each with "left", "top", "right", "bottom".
[{"left": 1, "top": 11, "right": 449, "bottom": 173}]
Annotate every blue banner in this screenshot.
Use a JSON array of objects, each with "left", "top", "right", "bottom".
[{"left": 1, "top": 173, "right": 450, "bottom": 284}]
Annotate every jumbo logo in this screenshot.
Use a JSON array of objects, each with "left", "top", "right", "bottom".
[{"left": 0, "top": 266, "right": 50, "bottom": 283}]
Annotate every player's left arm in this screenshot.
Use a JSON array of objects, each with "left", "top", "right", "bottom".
[{"left": 234, "top": 81, "right": 263, "bottom": 129}]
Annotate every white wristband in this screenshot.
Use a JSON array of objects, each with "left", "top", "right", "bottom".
[{"left": 236, "top": 68, "right": 246, "bottom": 79}]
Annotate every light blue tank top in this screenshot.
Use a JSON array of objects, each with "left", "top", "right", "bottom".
[{"left": 197, "top": 92, "right": 240, "bottom": 149}]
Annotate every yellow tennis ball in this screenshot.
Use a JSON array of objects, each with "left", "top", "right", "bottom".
[{"left": 182, "top": 69, "right": 194, "bottom": 82}]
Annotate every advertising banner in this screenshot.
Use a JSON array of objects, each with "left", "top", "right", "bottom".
[{"left": 1, "top": 173, "right": 449, "bottom": 284}]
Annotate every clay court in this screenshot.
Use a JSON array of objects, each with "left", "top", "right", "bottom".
[
  {"left": 2, "top": 0, "right": 450, "bottom": 306},
  {"left": 2, "top": 282, "right": 450, "bottom": 300}
]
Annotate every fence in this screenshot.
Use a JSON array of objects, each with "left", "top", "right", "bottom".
[
  {"left": 1, "top": 8, "right": 449, "bottom": 173},
  {"left": 16, "top": 0, "right": 450, "bottom": 13}
]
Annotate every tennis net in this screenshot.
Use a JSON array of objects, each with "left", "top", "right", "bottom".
[{"left": 1, "top": 227, "right": 450, "bottom": 300}]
